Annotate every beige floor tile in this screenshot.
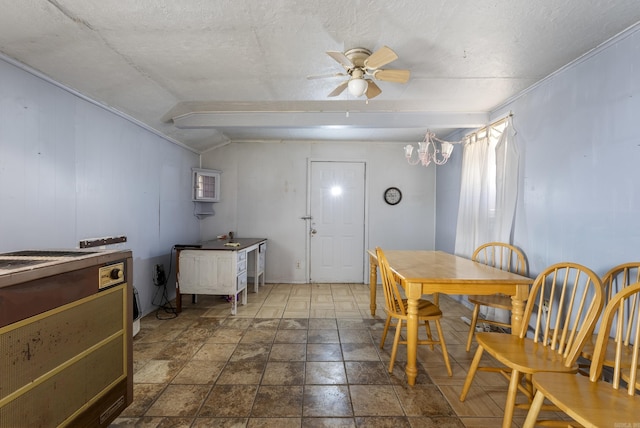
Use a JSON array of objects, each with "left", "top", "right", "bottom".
[
  {"left": 251, "top": 385, "right": 304, "bottom": 417},
  {"left": 309, "top": 308, "right": 337, "bottom": 318},
  {"left": 256, "top": 306, "right": 285, "bottom": 318},
  {"left": 134, "top": 359, "right": 184, "bottom": 384},
  {"left": 248, "top": 417, "right": 302, "bottom": 427},
  {"left": 217, "top": 360, "right": 267, "bottom": 384},
  {"left": 303, "top": 385, "right": 352, "bottom": 417},
  {"left": 192, "top": 343, "right": 237, "bottom": 361},
  {"left": 207, "top": 328, "right": 245, "bottom": 343},
  {"left": 199, "top": 384, "right": 258, "bottom": 417},
  {"left": 270, "top": 343, "right": 306, "bottom": 361},
  {"left": 305, "top": 361, "right": 347, "bottom": 384},
  {"left": 283, "top": 310, "right": 311, "bottom": 318},
  {"left": 144, "top": 384, "right": 210, "bottom": 417},
  {"left": 349, "top": 385, "right": 405, "bottom": 416},
  {"left": 115, "top": 283, "right": 495, "bottom": 427},
  {"left": 172, "top": 360, "right": 226, "bottom": 384},
  {"left": 286, "top": 300, "right": 310, "bottom": 310},
  {"left": 274, "top": 329, "right": 308, "bottom": 343},
  {"left": 262, "top": 361, "right": 305, "bottom": 385}
]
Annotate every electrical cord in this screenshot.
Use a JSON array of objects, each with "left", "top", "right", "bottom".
[{"left": 152, "top": 246, "right": 178, "bottom": 320}]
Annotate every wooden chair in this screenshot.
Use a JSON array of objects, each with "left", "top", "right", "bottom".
[
  {"left": 466, "top": 242, "right": 528, "bottom": 352},
  {"left": 376, "top": 247, "right": 452, "bottom": 376},
  {"left": 523, "top": 282, "right": 640, "bottom": 427},
  {"left": 580, "top": 262, "right": 640, "bottom": 375},
  {"left": 459, "top": 262, "right": 604, "bottom": 428}
]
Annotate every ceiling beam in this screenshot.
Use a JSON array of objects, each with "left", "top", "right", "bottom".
[{"left": 171, "top": 111, "right": 489, "bottom": 129}]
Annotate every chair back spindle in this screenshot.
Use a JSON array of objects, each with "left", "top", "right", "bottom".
[
  {"left": 522, "top": 263, "right": 603, "bottom": 367},
  {"left": 590, "top": 282, "right": 640, "bottom": 394},
  {"left": 472, "top": 242, "right": 527, "bottom": 276},
  {"left": 377, "top": 248, "right": 407, "bottom": 317}
]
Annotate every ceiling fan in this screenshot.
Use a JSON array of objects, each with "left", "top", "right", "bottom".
[{"left": 310, "top": 46, "right": 411, "bottom": 99}]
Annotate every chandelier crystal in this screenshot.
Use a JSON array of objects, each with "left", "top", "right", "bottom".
[{"left": 404, "top": 130, "right": 456, "bottom": 167}]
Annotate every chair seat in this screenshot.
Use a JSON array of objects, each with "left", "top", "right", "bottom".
[
  {"left": 376, "top": 247, "right": 452, "bottom": 377},
  {"left": 581, "top": 335, "right": 639, "bottom": 368},
  {"left": 476, "top": 332, "right": 576, "bottom": 374},
  {"left": 467, "top": 294, "right": 513, "bottom": 310},
  {"left": 531, "top": 371, "right": 640, "bottom": 427},
  {"left": 400, "top": 298, "right": 442, "bottom": 317}
]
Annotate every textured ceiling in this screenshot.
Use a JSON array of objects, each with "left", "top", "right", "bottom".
[{"left": 1, "top": 1, "right": 639, "bottom": 153}]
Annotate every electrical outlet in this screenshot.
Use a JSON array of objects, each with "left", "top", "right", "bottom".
[
  {"left": 296, "top": 261, "right": 301, "bottom": 269},
  {"left": 154, "top": 264, "right": 167, "bottom": 286}
]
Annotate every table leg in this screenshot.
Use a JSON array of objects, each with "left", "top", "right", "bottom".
[
  {"left": 405, "top": 282, "right": 421, "bottom": 386},
  {"left": 176, "top": 250, "right": 182, "bottom": 313},
  {"left": 369, "top": 254, "right": 378, "bottom": 316},
  {"left": 510, "top": 284, "right": 528, "bottom": 336}
]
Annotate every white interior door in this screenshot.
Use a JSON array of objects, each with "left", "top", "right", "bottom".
[{"left": 309, "top": 161, "right": 366, "bottom": 283}]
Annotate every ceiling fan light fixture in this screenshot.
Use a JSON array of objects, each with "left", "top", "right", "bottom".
[{"left": 348, "top": 78, "right": 368, "bottom": 97}]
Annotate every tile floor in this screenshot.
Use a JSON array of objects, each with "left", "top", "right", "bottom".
[{"left": 111, "top": 283, "right": 566, "bottom": 427}]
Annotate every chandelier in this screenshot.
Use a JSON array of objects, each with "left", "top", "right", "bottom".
[{"left": 404, "top": 130, "right": 456, "bottom": 166}]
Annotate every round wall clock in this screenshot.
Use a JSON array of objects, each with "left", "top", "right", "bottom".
[{"left": 383, "top": 187, "right": 402, "bottom": 205}]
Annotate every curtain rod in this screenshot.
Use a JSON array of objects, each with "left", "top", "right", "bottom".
[
  {"left": 464, "top": 112, "right": 513, "bottom": 142},
  {"left": 477, "top": 112, "right": 513, "bottom": 134}
]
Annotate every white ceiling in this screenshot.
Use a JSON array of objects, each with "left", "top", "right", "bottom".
[{"left": 1, "top": 1, "right": 639, "bottom": 153}]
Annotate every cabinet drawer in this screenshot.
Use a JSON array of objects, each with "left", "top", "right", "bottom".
[
  {"left": 237, "top": 259, "right": 247, "bottom": 274},
  {"left": 237, "top": 250, "right": 247, "bottom": 262},
  {"left": 237, "top": 271, "right": 247, "bottom": 292}
]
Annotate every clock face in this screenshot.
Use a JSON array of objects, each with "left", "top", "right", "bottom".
[{"left": 384, "top": 187, "right": 402, "bottom": 205}]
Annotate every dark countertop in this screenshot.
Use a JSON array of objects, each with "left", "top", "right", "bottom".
[{"left": 176, "top": 238, "right": 266, "bottom": 252}]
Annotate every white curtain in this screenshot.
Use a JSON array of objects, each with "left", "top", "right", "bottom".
[
  {"left": 494, "top": 119, "right": 519, "bottom": 243},
  {"left": 454, "top": 132, "right": 491, "bottom": 258},
  {"left": 454, "top": 118, "right": 518, "bottom": 258},
  {"left": 454, "top": 118, "right": 519, "bottom": 323}
]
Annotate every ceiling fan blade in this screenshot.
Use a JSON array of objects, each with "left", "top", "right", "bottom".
[
  {"left": 328, "top": 80, "right": 349, "bottom": 97},
  {"left": 365, "top": 80, "right": 382, "bottom": 99},
  {"left": 373, "top": 69, "right": 411, "bottom": 83},
  {"left": 364, "top": 46, "right": 398, "bottom": 69},
  {"left": 307, "top": 72, "right": 347, "bottom": 80},
  {"left": 326, "top": 51, "right": 354, "bottom": 68}
]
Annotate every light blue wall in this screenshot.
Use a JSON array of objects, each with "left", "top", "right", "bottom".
[
  {"left": 436, "top": 25, "right": 640, "bottom": 278},
  {"left": 0, "top": 57, "right": 200, "bottom": 316},
  {"left": 434, "top": 138, "right": 463, "bottom": 255}
]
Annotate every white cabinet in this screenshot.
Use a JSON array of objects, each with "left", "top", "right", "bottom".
[
  {"left": 176, "top": 238, "right": 267, "bottom": 315},
  {"left": 192, "top": 168, "right": 220, "bottom": 218},
  {"left": 178, "top": 249, "right": 247, "bottom": 314},
  {"left": 192, "top": 168, "right": 220, "bottom": 202}
]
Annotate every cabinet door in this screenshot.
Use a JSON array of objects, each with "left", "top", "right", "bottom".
[{"left": 179, "top": 251, "right": 234, "bottom": 294}]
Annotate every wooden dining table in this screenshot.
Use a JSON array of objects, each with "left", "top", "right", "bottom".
[{"left": 367, "top": 249, "right": 533, "bottom": 385}]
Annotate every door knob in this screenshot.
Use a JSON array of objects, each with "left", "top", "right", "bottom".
[{"left": 310, "top": 228, "right": 317, "bottom": 235}]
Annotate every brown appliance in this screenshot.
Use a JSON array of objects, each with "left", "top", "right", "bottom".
[{"left": 0, "top": 249, "right": 133, "bottom": 427}]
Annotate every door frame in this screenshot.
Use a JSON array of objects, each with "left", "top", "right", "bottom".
[{"left": 304, "top": 158, "right": 369, "bottom": 283}]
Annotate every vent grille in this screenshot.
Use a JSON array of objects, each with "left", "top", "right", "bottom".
[{"left": 0, "top": 285, "right": 126, "bottom": 426}]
